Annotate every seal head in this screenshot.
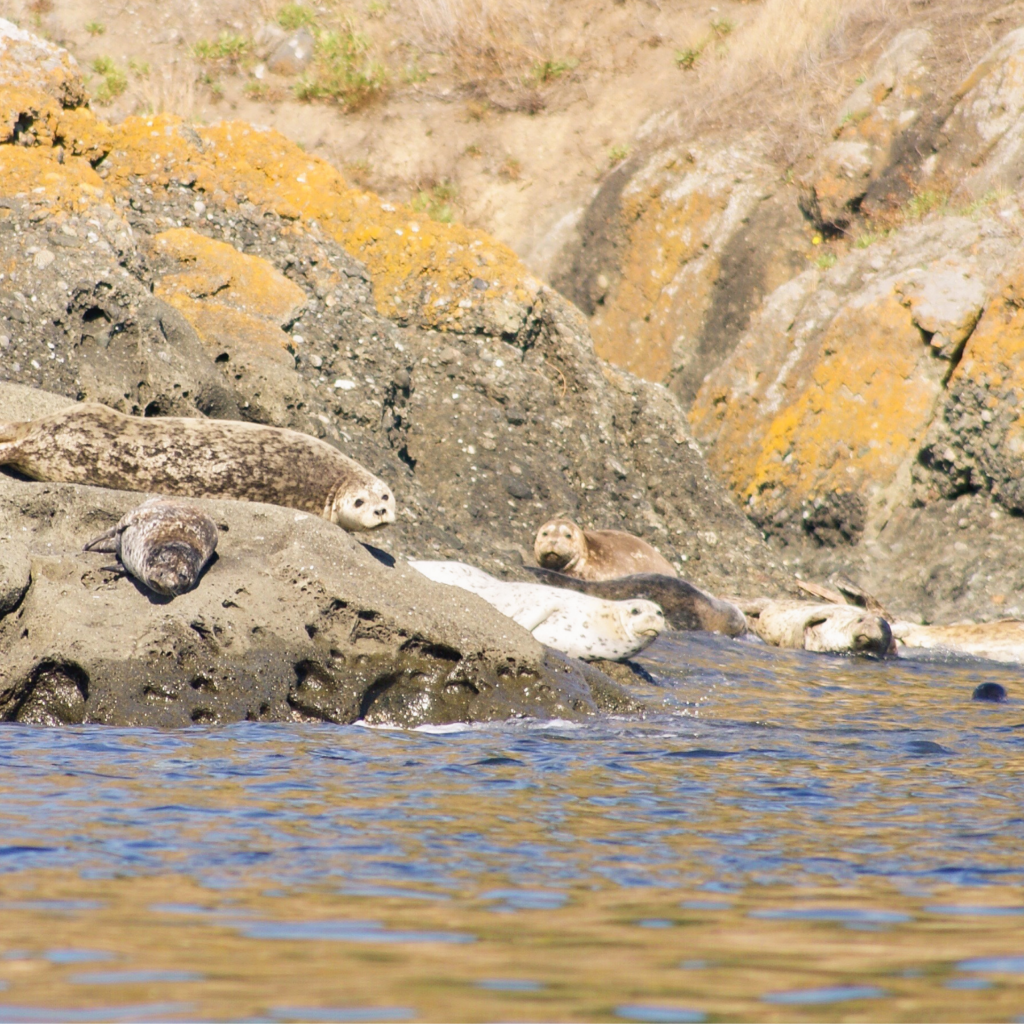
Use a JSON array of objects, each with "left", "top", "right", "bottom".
[
  {"left": 328, "top": 478, "right": 395, "bottom": 532},
  {"left": 619, "top": 599, "right": 666, "bottom": 645},
  {"left": 534, "top": 518, "right": 586, "bottom": 572},
  {"left": 84, "top": 497, "right": 218, "bottom": 597}
]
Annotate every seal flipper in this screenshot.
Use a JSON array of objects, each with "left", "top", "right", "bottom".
[{"left": 83, "top": 525, "right": 120, "bottom": 553}]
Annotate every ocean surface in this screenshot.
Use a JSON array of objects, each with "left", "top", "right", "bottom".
[{"left": 0, "top": 632, "right": 1022, "bottom": 1022}]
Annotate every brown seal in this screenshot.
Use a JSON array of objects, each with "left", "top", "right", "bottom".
[
  {"left": 0, "top": 403, "right": 396, "bottom": 531},
  {"left": 534, "top": 517, "right": 677, "bottom": 581},
  {"left": 84, "top": 497, "right": 218, "bottom": 597}
]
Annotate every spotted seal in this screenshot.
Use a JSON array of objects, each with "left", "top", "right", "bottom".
[
  {"left": 0, "top": 403, "right": 395, "bottom": 531},
  {"left": 524, "top": 567, "right": 747, "bottom": 636},
  {"left": 84, "top": 497, "right": 218, "bottom": 597},
  {"left": 409, "top": 560, "right": 665, "bottom": 661},
  {"left": 737, "top": 598, "right": 892, "bottom": 657},
  {"left": 533, "top": 517, "right": 677, "bottom": 580}
]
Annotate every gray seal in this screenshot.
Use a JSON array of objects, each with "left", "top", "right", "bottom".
[
  {"left": 525, "top": 567, "right": 747, "bottom": 636},
  {"left": 84, "top": 497, "right": 218, "bottom": 597},
  {"left": 0, "top": 402, "right": 396, "bottom": 531}
]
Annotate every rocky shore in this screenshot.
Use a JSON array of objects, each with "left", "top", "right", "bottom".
[
  {"left": 0, "top": 22, "right": 792, "bottom": 727},
  {"left": 555, "top": 15, "right": 1024, "bottom": 625}
]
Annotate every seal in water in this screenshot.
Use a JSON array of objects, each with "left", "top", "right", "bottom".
[
  {"left": 972, "top": 682, "right": 1008, "bottom": 703},
  {"left": 524, "top": 566, "right": 747, "bottom": 636},
  {"left": 0, "top": 403, "right": 395, "bottom": 531},
  {"left": 736, "top": 598, "right": 892, "bottom": 657},
  {"left": 84, "top": 497, "right": 218, "bottom": 597},
  {"left": 409, "top": 560, "right": 665, "bottom": 661},
  {"left": 533, "top": 517, "right": 677, "bottom": 581}
]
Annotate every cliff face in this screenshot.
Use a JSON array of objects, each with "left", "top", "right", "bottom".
[
  {"left": 554, "top": 12, "right": 1024, "bottom": 624},
  {"left": 0, "top": 22, "right": 793, "bottom": 726}
]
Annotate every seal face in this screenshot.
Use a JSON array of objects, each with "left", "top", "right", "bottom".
[
  {"left": 524, "top": 567, "right": 748, "bottom": 636},
  {"left": 84, "top": 497, "right": 218, "bottom": 597},
  {"left": 408, "top": 560, "right": 666, "bottom": 661},
  {"left": 744, "top": 599, "right": 891, "bottom": 657},
  {"left": 533, "top": 517, "right": 677, "bottom": 581},
  {"left": 0, "top": 403, "right": 396, "bottom": 532}
]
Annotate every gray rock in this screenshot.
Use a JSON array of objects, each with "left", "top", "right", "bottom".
[
  {"left": 267, "top": 28, "right": 316, "bottom": 76},
  {"left": 0, "top": 469, "right": 639, "bottom": 728}
]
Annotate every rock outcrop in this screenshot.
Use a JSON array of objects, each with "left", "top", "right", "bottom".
[
  {"left": 554, "top": 13, "right": 1024, "bottom": 625},
  {"left": 0, "top": 382, "right": 638, "bottom": 728},
  {"left": 0, "top": 22, "right": 793, "bottom": 726}
]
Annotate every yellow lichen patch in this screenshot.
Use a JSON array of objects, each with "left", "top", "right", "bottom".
[
  {"left": 93, "top": 115, "right": 535, "bottom": 332},
  {"left": 0, "top": 144, "right": 106, "bottom": 216},
  {"left": 591, "top": 187, "right": 726, "bottom": 382},
  {"left": 152, "top": 228, "right": 307, "bottom": 326},
  {"left": 55, "top": 106, "right": 113, "bottom": 164},
  {"left": 0, "top": 25, "right": 85, "bottom": 107},
  {"left": 951, "top": 255, "right": 1024, "bottom": 448},
  {"left": 691, "top": 289, "right": 945, "bottom": 519},
  {"left": 0, "top": 87, "right": 62, "bottom": 145},
  {"left": 160, "top": 293, "right": 296, "bottom": 367}
]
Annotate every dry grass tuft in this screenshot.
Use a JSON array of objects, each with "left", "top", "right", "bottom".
[
  {"left": 135, "top": 62, "right": 199, "bottom": 119},
  {"left": 396, "top": 0, "right": 552, "bottom": 86}
]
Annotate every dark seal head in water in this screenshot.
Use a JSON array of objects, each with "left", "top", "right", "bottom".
[
  {"left": 0, "top": 402, "right": 395, "bottom": 532},
  {"left": 524, "top": 567, "right": 747, "bottom": 636},
  {"left": 84, "top": 497, "right": 218, "bottom": 597}
]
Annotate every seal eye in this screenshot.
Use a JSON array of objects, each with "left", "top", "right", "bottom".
[
  {"left": 354, "top": 499, "right": 365, "bottom": 508},
  {"left": 382, "top": 494, "right": 390, "bottom": 502}
]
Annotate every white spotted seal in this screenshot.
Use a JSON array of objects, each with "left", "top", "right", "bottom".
[
  {"left": 84, "top": 497, "right": 218, "bottom": 597},
  {"left": 0, "top": 403, "right": 395, "bottom": 531},
  {"left": 736, "top": 598, "right": 892, "bottom": 657},
  {"left": 524, "top": 567, "right": 747, "bottom": 636},
  {"left": 409, "top": 560, "right": 665, "bottom": 661},
  {"left": 534, "top": 517, "right": 677, "bottom": 580}
]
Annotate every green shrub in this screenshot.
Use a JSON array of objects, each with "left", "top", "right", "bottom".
[
  {"left": 294, "top": 28, "right": 387, "bottom": 110},
  {"left": 90, "top": 56, "right": 128, "bottom": 103}
]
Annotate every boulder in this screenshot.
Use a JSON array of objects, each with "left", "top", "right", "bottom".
[{"left": 0, "top": 383, "right": 638, "bottom": 728}]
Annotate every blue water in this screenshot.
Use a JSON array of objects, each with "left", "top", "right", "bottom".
[{"left": 0, "top": 632, "right": 1021, "bottom": 1021}]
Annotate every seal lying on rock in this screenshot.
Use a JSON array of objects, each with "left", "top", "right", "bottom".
[
  {"left": 736, "top": 598, "right": 892, "bottom": 657},
  {"left": 891, "top": 620, "right": 1024, "bottom": 665},
  {"left": 84, "top": 497, "right": 218, "bottom": 597},
  {"left": 409, "top": 560, "right": 665, "bottom": 661},
  {"left": 534, "top": 517, "right": 677, "bottom": 580},
  {"left": 524, "top": 567, "right": 747, "bottom": 636},
  {"left": 0, "top": 402, "right": 395, "bottom": 531}
]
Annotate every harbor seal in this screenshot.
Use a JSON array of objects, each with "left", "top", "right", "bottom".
[
  {"left": 0, "top": 403, "right": 395, "bottom": 531},
  {"left": 533, "top": 518, "right": 677, "bottom": 580},
  {"left": 891, "top": 620, "right": 1024, "bottom": 665},
  {"left": 736, "top": 598, "right": 892, "bottom": 657},
  {"left": 524, "top": 567, "right": 747, "bottom": 636},
  {"left": 84, "top": 497, "right": 218, "bottom": 597},
  {"left": 409, "top": 560, "right": 665, "bottom": 661}
]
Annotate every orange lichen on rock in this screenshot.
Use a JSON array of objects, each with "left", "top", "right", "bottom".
[
  {"left": 0, "top": 143, "right": 107, "bottom": 215},
  {"left": 951, "top": 255, "right": 1024, "bottom": 451},
  {"left": 89, "top": 114, "right": 536, "bottom": 333},
  {"left": 152, "top": 228, "right": 307, "bottom": 325},
  {"left": 151, "top": 228, "right": 304, "bottom": 372},
  {"left": 691, "top": 282, "right": 948, "bottom": 521},
  {"left": 591, "top": 186, "right": 725, "bottom": 382},
  {"left": 0, "top": 18, "right": 85, "bottom": 107}
]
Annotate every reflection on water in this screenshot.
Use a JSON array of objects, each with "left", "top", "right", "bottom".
[{"left": 0, "top": 633, "right": 1022, "bottom": 1021}]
